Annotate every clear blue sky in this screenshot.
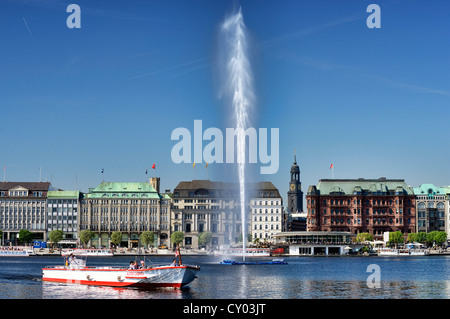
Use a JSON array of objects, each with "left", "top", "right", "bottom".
[{"left": 1, "top": 0, "right": 449, "bottom": 210}]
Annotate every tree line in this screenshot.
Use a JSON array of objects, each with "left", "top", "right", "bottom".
[{"left": 355, "top": 231, "right": 448, "bottom": 247}]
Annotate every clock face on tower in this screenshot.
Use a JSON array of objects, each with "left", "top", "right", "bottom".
[
  {"left": 290, "top": 184, "right": 295, "bottom": 191},
  {"left": 298, "top": 184, "right": 301, "bottom": 190}
]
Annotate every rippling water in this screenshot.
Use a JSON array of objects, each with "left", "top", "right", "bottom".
[{"left": 1, "top": 255, "right": 450, "bottom": 299}]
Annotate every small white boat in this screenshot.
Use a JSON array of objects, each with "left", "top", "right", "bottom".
[
  {"left": 0, "top": 247, "right": 35, "bottom": 256},
  {"left": 214, "top": 247, "right": 271, "bottom": 257},
  {"left": 61, "top": 249, "right": 114, "bottom": 257},
  {"left": 377, "top": 248, "right": 429, "bottom": 256},
  {"left": 42, "top": 257, "right": 200, "bottom": 288}
]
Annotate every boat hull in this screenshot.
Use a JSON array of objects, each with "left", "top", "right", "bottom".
[{"left": 42, "top": 265, "right": 199, "bottom": 288}]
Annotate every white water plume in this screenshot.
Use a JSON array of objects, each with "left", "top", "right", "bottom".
[{"left": 220, "top": 7, "right": 254, "bottom": 261}]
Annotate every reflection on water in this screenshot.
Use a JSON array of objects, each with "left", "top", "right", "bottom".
[
  {"left": 42, "top": 281, "right": 193, "bottom": 299},
  {"left": 40, "top": 277, "right": 450, "bottom": 299}
]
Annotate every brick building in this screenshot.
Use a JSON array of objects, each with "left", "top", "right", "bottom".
[{"left": 306, "top": 178, "right": 416, "bottom": 239}]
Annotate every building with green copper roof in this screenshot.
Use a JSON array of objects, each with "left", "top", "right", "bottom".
[
  {"left": 413, "top": 184, "right": 448, "bottom": 235},
  {"left": 80, "top": 179, "right": 171, "bottom": 248},
  {"left": 86, "top": 182, "right": 162, "bottom": 199}
]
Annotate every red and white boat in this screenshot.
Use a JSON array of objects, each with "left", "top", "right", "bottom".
[{"left": 42, "top": 257, "right": 200, "bottom": 288}]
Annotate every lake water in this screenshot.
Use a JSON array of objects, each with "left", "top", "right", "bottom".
[{"left": 1, "top": 255, "right": 450, "bottom": 299}]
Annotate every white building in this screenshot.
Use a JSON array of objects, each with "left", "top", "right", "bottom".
[{"left": 251, "top": 196, "right": 283, "bottom": 242}]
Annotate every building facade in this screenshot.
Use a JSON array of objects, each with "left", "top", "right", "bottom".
[
  {"left": 306, "top": 178, "right": 416, "bottom": 239},
  {"left": 46, "top": 191, "right": 83, "bottom": 246},
  {"left": 79, "top": 179, "right": 171, "bottom": 248},
  {"left": 171, "top": 180, "right": 283, "bottom": 249},
  {"left": 0, "top": 182, "right": 51, "bottom": 245},
  {"left": 413, "top": 184, "right": 448, "bottom": 234},
  {"left": 251, "top": 182, "right": 283, "bottom": 242}
]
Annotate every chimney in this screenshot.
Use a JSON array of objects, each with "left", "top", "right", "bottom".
[{"left": 149, "top": 177, "right": 160, "bottom": 193}]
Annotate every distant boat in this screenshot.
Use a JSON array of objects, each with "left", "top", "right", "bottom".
[
  {"left": 0, "top": 247, "right": 35, "bottom": 257},
  {"left": 220, "top": 258, "right": 288, "bottom": 265},
  {"left": 377, "top": 248, "right": 429, "bottom": 256},
  {"left": 61, "top": 249, "right": 114, "bottom": 257},
  {"left": 214, "top": 247, "right": 271, "bottom": 257}
]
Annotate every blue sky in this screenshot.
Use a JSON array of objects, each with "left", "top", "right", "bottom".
[{"left": 1, "top": 0, "right": 449, "bottom": 210}]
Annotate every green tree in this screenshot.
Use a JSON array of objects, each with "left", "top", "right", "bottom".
[
  {"left": 110, "top": 231, "right": 122, "bottom": 248},
  {"left": 139, "top": 231, "right": 154, "bottom": 249},
  {"left": 407, "top": 233, "right": 417, "bottom": 243},
  {"left": 171, "top": 231, "right": 184, "bottom": 247},
  {"left": 48, "top": 229, "right": 64, "bottom": 249},
  {"left": 356, "top": 232, "right": 374, "bottom": 242},
  {"left": 19, "top": 229, "right": 34, "bottom": 245},
  {"left": 198, "top": 232, "right": 212, "bottom": 248},
  {"left": 427, "top": 231, "right": 447, "bottom": 247},
  {"left": 435, "top": 231, "right": 448, "bottom": 246},
  {"left": 389, "top": 231, "right": 404, "bottom": 247},
  {"left": 417, "top": 232, "right": 427, "bottom": 243},
  {"left": 79, "top": 229, "right": 95, "bottom": 248}
]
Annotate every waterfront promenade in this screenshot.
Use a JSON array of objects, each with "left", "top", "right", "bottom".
[
  {"left": 31, "top": 247, "right": 211, "bottom": 257},
  {"left": 29, "top": 247, "right": 450, "bottom": 257}
]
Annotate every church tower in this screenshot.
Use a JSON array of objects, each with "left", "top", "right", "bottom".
[{"left": 287, "top": 151, "right": 303, "bottom": 214}]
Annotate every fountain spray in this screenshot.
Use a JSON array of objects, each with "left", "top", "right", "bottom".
[{"left": 221, "top": 7, "right": 254, "bottom": 261}]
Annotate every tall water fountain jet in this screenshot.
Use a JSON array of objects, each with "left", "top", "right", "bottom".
[{"left": 220, "top": 8, "right": 254, "bottom": 261}]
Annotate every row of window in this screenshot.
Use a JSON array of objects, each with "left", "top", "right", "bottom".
[
  {"left": 417, "top": 220, "right": 446, "bottom": 227},
  {"left": 253, "top": 224, "right": 280, "bottom": 230},
  {"left": 252, "top": 208, "right": 280, "bottom": 214},
  {"left": 252, "top": 200, "right": 281, "bottom": 206},
  {"left": 309, "top": 217, "right": 412, "bottom": 225},
  {"left": 309, "top": 198, "right": 410, "bottom": 206},
  {"left": 309, "top": 208, "right": 413, "bottom": 215},
  {"left": 84, "top": 199, "right": 167, "bottom": 205},
  {"left": 253, "top": 232, "right": 277, "bottom": 239},
  {"left": 417, "top": 202, "right": 445, "bottom": 209},
  {"left": 253, "top": 216, "right": 280, "bottom": 222},
  {"left": 0, "top": 223, "right": 45, "bottom": 229},
  {"left": 0, "top": 191, "right": 43, "bottom": 197}
]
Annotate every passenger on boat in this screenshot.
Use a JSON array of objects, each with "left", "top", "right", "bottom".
[
  {"left": 129, "top": 261, "right": 137, "bottom": 269},
  {"left": 171, "top": 259, "right": 178, "bottom": 266}
]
